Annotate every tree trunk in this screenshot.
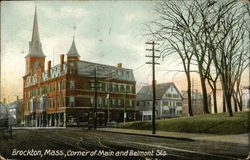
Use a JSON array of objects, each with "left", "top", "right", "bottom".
[
  {"left": 233, "top": 94, "right": 238, "bottom": 112},
  {"left": 199, "top": 75, "right": 210, "bottom": 114},
  {"left": 213, "top": 88, "right": 217, "bottom": 113},
  {"left": 223, "top": 92, "right": 226, "bottom": 112},
  {"left": 239, "top": 98, "right": 243, "bottom": 111},
  {"left": 226, "top": 93, "right": 233, "bottom": 117},
  {"left": 187, "top": 74, "right": 193, "bottom": 116}
]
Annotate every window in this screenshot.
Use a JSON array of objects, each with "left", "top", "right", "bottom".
[
  {"left": 101, "top": 83, "right": 106, "bottom": 92},
  {"left": 173, "top": 94, "right": 179, "bottom": 98},
  {"left": 117, "top": 99, "right": 121, "bottom": 107},
  {"left": 129, "top": 100, "right": 132, "bottom": 107},
  {"left": 90, "top": 81, "right": 95, "bottom": 91},
  {"left": 176, "top": 102, "right": 182, "bottom": 106},
  {"left": 132, "top": 100, "right": 135, "bottom": 107},
  {"left": 177, "top": 110, "right": 182, "bottom": 115},
  {"left": 70, "top": 80, "right": 75, "bottom": 90},
  {"left": 165, "top": 93, "right": 172, "bottom": 98},
  {"left": 70, "top": 96, "right": 75, "bottom": 107},
  {"left": 114, "top": 84, "right": 118, "bottom": 92},
  {"left": 111, "top": 99, "right": 115, "bottom": 107},
  {"left": 61, "top": 96, "right": 66, "bottom": 107},
  {"left": 102, "top": 97, "right": 106, "bottom": 107},
  {"left": 169, "top": 108, "right": 176, "bottom": 115},
  {"left": 26, "top": 103, "right": 29, "bottom": 112},
  {"left": 126, "top": 85, "right": 130, "bottom": 93},
  {"left": 98, "top": 97, "right": 102, "bottom": 107},
  {"left": 120, "top": 85, "right": 125, "bottom": 93},
  {"left": 49, "top": 98, "right": 55, "bottom": 108},
  {"left": 144, "top": 115, "right": 151, "bottom": 121},
  {"left": 52, "top": 98, "right": 56, "bottom": 108},
  {"left": 109, "top": 83, "right": 113, "bottom": 92},
  {"left": 40, "top": 96, "right": 46, "bottom": 111},
  {"left": 131, "top": 86, "right": 133, "bottom": 93},
  {"left": 173, "top": 101, "right": 176, "bottom": 107},
  {"left": 126, "top": 71, "right": 130, "bottom": 80},
  {"left": 90, "top": 97, "right": 94, "bottom": 107},
  {"left": 163, "top": 110, "right": 169, "bottom": 115},
  {"left": 61, "top": 80, "right": 66, "bottom": 90},
  {"left": 104, "top": 98, "right": 108, "bottom": 107}
]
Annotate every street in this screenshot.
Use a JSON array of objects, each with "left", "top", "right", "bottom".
[{"left": 0, "top": 128, "right": 248, "bottom": 160}]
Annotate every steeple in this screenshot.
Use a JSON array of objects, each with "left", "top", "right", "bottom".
[
  {"left": 25, "top": 7, "right": 45, "bottom": 58},
  {"left": 67, "top": 36, "right": 80, "bottom": 58}
]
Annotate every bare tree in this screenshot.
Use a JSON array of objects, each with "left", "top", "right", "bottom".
[
  {"left": 146, "top": 0, "right": 249, "bottom": 117},
  {"left": 206, "top": 64, "right": 219, "bottom": 113},
  {"left": 145, "top": 1, "right": 197, "bottom": 116},
  {"left": 208, "top": 0, "right": 249, "bottom": 116}
]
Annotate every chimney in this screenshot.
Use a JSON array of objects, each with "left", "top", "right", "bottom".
[
  {"left": 60, "top": 54, "right": 64, "bottom": 73},
  {"left": 16, "top": 96, "right": 19, "bottom": 101},
  {"left": 48, "top": 61, "right": 51, "bottom": 78},
  {"left": 117, "top": 63, "right": 123, "bottom": 68}
]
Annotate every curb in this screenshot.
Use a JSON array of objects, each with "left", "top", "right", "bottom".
[
  {"left": 193, "top": 138, "right": 249, "bottom": 147},
  {"left": 96, "top": 129, "right": 194, "bottom": 142},
  {"left": 96, "top": 129, "right": 249, "bottom": 147}
]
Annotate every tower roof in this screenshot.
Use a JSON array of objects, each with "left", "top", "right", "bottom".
[
  {"left": 25, "top": 7, "right": 46, "bottom": 58},
  {"left": 67, "top": 36, "right": 80, "bottom": 57}
]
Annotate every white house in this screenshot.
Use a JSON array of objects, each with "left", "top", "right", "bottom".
[
  {"left": 137, "top": 82, "right": 183, "bottom": 121},
  {"left": 242, "top": 86, "right": 250, "bottom": 110}
]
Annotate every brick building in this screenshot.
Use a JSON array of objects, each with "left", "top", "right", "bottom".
[{"left": 22, "top": 8, "right": 136, "bottom": 127}]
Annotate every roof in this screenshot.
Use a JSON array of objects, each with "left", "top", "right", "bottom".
[
  {"left": 25, "top": 60, "right": 135, "bottom": 87},
  {"left": 25, "top": 7, "right": 46, "bottom": 58},
  {"left": 67, "top": 37, "right": 80, "bottom": 57},
  {"left": 137, "top": 82, "right": 181, "bottom": 101},
  {"left": 77, "top": 61, "right": 135, "bottom": 82},
  {"left": 182, "top": 91, "right": 203, "bottom": 99}
]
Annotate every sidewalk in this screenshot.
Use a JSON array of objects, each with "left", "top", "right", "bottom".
[{"left": 97, "top": 128, "right": 249, "bottom": 146}]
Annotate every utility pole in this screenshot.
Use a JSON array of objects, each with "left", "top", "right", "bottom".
[
  {"left": 104, "top": 71, "right": 116, "bottom": 125},
  {"left": 90, "top": 67, "right": 101, "bottom": 129},
  {"left": 90, "top": 69, "right": 115, "bottom": 128},
  {"left": 145, "top": 41, "right": 160, "bottom": 134},
  {"left": 94, "top": 68, "right": 97, "bottom": 129}
]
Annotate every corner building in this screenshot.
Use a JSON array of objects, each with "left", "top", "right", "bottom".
[{"left": 22, "top": 8, "right": 136, "bottom": 127}]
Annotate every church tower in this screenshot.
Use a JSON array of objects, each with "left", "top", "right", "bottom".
[{"left": 25, "top": 7, "right": 46, "bottom": 76}]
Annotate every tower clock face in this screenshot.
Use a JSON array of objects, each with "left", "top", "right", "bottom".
[{"left": 70, "top": 62, "right": 74, "bottom": 67}]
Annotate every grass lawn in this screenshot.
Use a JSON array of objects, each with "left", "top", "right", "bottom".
[{"left": 118, "top": 111, "right": 249, "bottom": 134}]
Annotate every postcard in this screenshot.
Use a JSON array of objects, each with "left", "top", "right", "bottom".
[{"left": 0, "top": 0, "right": 249, "bottom": 160}]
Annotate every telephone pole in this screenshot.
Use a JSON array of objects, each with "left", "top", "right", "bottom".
[
  {"left": 90, "top": 67, "right": 101, "bottom": 129},
  {"left": 90, "top": 68, "right": 116, "bottom": 129},
  {"left": 145, "top": 41, "right": 160, "bottom": 134}
]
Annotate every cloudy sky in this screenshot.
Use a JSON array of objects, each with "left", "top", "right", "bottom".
[{"left": 1, "top": 1, "right": 249, "bottom": 102}]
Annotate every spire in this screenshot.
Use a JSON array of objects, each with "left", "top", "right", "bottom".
[
  {"left": 67, "top": 36, "right": 80, "bottom": 57},
  {"left": 25, "top": 7, "right": 45, "bottom": 58},
  {"left": 31, "top": 6, "right": 40, "bottom": 43}
]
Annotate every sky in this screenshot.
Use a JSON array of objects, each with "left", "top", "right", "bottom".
[{"left": 1, "top": 1, "right": 249, "bottom": 103}]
